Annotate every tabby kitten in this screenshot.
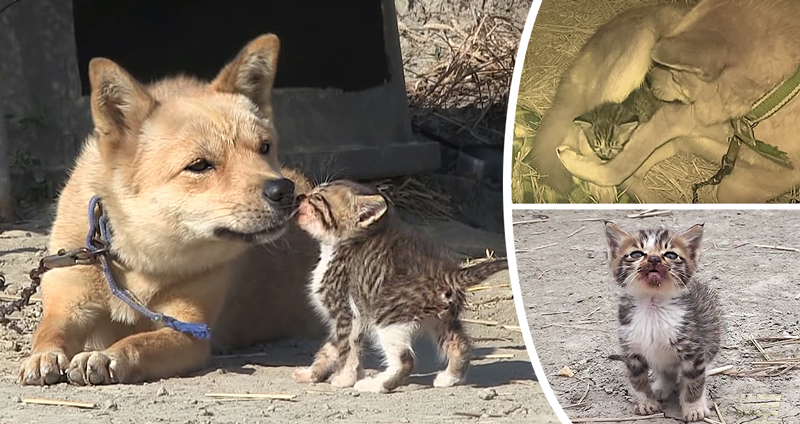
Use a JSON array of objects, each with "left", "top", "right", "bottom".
[
  {"left": 292, "top": 180, "right": 508, "bottom": 393},
  {"left": 604, "top": 222, "right": 721, "bottom": 422},
  {"left": 574, "top": 84, "right": 663, "bottom": 161}
]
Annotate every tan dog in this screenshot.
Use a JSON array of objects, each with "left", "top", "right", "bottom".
[
  {"left": 19, "top": 34, "right": 319, "bottom": 385},
  {"left": 551, "top": 0, "right": 800, "bottom": 203}
]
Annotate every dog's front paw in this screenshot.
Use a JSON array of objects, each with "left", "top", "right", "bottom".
[
  {"left": 682, "top": 400, "right": 711, "bottom": 422},
  {"left": 353, "top": 377, "right": 388, "bottom": 393},
  {"left": 67, "top": 351, "right": 128, "bottom": 385},
  {"left": 633, "top": 398, "right": 661, "bottom": 415},
  {"left": 18, "top": 351, "right": 69, "bottom": 385}
]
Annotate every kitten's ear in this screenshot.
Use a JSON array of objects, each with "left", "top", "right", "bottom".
[
  {"left": 678, "top": 223, "right": 704, "bottom": 263},
  {"left": 604, "top": 221, "right": 631, "bottom": 258},
  {"left": 355, "top": 195, "right": 388, "bottom": 228},
  {"left": 617, "top": 121, "right": 639, "bottom": 143},
  {"left": 573, "top": 115, "right": 593, "bottom": 132},
  {"left": 211, "top": 34, "right": 280, "bottom": 116},
  {"left": 651, "top": 30, "right": 731, "bottom": 81},
  {"left": 88, "top": 58, "right": 156, "bottom": 158}
]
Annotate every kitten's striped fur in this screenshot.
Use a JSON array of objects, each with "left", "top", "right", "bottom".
[
  {"left": 605, "top": 222, "right": 721, "bottom": 422},
  {"left": 574, "top": 84, "right": 663, "bottom": 161},
  {"left": 292, "top": 180, "right": 507, "bottom": 392}
]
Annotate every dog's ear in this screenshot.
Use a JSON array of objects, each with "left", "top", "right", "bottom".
[
  {"left": 651, "top": 30, "right": 731, "bottom": 81},
  {"left": 89, "top": 58, "right": 156, "bottom": 159},
  {"left": 211, "top": 34, "right": 280, "bottom": 116}
]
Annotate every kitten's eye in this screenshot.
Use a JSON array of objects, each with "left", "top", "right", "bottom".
[
  {"left": 663, "top": 251, "right": 679, "bottom": 260},
  {"left": 628, "top": 251, "right": 645, "bottom": 259},
  {"left": 185, "top": 159, "right": 214, "bottom": 173},
  {"left": 259, "top": 141, "right": 271, "bottom": 155}
]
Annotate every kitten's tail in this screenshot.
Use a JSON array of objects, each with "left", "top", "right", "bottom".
[{"left": 449, "top": 258, "right": 509, "bottom": 287}]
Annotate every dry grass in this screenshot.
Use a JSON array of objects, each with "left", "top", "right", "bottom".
[
  {"left": 509, "top": 0, "right": 796, "bottom": 204},
  {"left": 401, "top": 11, "right": 523, "bottom": 147}
]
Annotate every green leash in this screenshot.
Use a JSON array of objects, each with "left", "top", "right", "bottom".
[{"left": 691, "top": 66, "right": 800, "bottom": 202}]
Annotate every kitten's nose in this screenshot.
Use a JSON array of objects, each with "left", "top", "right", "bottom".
[
  {"left": 263, "top": 178, "right": 295, "bottom": 206},
  {"left": 647, "top": 255, "right": 661, "bottom": 264}
]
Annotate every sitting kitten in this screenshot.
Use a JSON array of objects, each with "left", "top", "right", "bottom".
[
  {"left": 604, "top": 222, "right": 721, "bottom": 422},
  {"left": 292, "top": 180, "right": 508, "bottom": 392},
  {"left": 574, "top": 84, "right": 663, "bottom": 161}
]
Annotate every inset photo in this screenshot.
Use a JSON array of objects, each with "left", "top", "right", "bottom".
[
  {"left": 510, "top": 0, "right": 800, "bottom": 203},
  {"left": 513, "top": 209, "right": 800, "bottom": 422}
]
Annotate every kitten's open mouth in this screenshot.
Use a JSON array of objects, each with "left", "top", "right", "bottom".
[{"left": 640, "top": 265, "right": 666, "bottom": 287}]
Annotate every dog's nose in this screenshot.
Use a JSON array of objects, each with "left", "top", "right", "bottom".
[
  {"left": 647, "top": 255, "right": 661, "bottom": 264},
  {"left": 263, "top": 178, "right": 295, "bottom": 206}
]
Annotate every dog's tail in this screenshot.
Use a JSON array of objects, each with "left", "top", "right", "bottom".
[
  {"left": 521, "top": 3, "right": 691, "bottom": 194},
  {"left": 447, "top": 258, "right": 509, "bottom": 287}
]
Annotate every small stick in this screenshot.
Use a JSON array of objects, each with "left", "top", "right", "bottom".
[
  {"left": 22, "top": 398, "right": 97, "bottom": 409},
  {"left": 707, "top": 365, "right": 733, "bottom": 376},
  {"left": 204, "top": 393, "right": 296, "bottom": 401},
  {"left": 573, "top": 218, "right": 605, "bottom": 222},
  {"left": 713, "top": 402, "right": 726, "bottom": 424},
  {"left": 467, "top": 284, "right": 510, "bottom": 292},
  {"left": 570, "top": 413, "right": 665, "bottom": 422},
  {"left": 627, "top": 210, "right": 670, "bottom": 219},
  {"left": 561, "top": 381, "right": 591, "bottom": 408},
  {"left": 513, "top": 219, "right": 549, "bottom": 225},
  {"left": 750, "top": 336, "right": 772, "bottom": 361},
  {"left": 541, "top": 311, "right": 571, "bottom": 316},
  {"left": 566, "top": 226, "right": 585, "bottom": 238},
  {"left": 454, "top": 411, "right": 482, "bottom": 418},
  {"left": 523, "top": 242, "right": 559, "bottom": 252},
  {"left": 462, "top": 318, "right": 498, "bottom": 326},
  {"left": 500, "top": 325, "right": 521, "bottom": 331},
  {"left": 586, "top": 307, "right": 602, "bottom": 318},
  {"left": 213, "top": 352, "right": 268, "bottom": 360},
  {"left": 703, "top": 418, "right": 723, "bottom": 424},
  {"left": 472, "top": 353, "right": 514, "bottom": 360},
  {"left": 751, "top": 360, "right": 800, "bottom": 365},
  {"left": 753, "top": 244, "right": 800, "bottom": 253}
]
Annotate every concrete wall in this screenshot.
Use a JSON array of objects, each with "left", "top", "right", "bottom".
[{"left": 0, "top": 0, "right": 439, "bottom": 201}]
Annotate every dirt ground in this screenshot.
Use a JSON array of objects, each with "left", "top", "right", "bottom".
[
  {"left": 0, "top": 220, "right": 557, "bottom": 424},
  {"left": 513, "top": 209, "right": 800, "bottom": 423}
]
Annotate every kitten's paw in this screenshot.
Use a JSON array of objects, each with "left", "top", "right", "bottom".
[
  {"left": 354, "top": 377, "right": 389, "bottom": 393},
  {"left": 682, "top": 400, "right": 711, "bottom": 422},
  {"left": 330, "top": 371, "right": 358, "bottom": 388},
  {"left": 433, "top": 371, "right": 463, "bottom": 387},
  {"left": 633, "top": 398, "right": 661, "bottom": 415},
  {"left": 18, "top": 351, "right": 69, "bottom": 385},
  {"left": 67, "top": 351, "right": 127, "bottom": 385},
  {"left": 292, "top": 366, "right": 317, "bottom": 383}
]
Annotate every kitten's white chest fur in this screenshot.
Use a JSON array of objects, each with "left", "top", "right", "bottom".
[
  {"left": 621, "top": 296, "right": 686, "bottom": 370},
  {"left": 309, "top": 243, "right": 337, "bottom": 322}
]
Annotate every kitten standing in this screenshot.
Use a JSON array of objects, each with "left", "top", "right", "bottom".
[
  {"left": 292, "top": 180, "right": 508, "bottom": 392},
  {"left": 604, "top": 222, "right": 721, "bottom": 422}
]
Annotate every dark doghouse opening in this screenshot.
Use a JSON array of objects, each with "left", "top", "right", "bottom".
[{"left": 73, "top": 0, "right": 390, "bottom": 94}]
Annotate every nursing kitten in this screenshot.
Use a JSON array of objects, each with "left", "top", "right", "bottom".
[
  {"left": 522, "top": 3, "right": 691, "bottom": 193},
  {"left": 574, "top": 85, "right": 663, "bottom": 161},
  {"left": 604, "top": 222, "right": 721, "bottom": 422},
  {"left": 292, "top": 180, "right": 508, "bottom": 393}
]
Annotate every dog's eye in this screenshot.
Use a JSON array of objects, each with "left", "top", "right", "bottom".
[
  {"left": 185, "top": 159, "right": 214, "bottom": 173},
  {"left": 663, "top": 251, "right": 679, "bottom": 260},
  {"left": 628, "top": 251, "right": 645, "bottom": 259},
  {"left": 259, "top": 141, "right": 271, "bottom": 155}
]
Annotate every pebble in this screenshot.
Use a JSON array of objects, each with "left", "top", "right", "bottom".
[
  {"left": 604, "top": 387, "right": 614, "bottom": 394},
  {"left": 12, "top": 396, "right": 21, "bottom": 403},
  {"left": 102, "top": 399, "right": 118, "bottom": 412},
  {"left": 478, "top": 388, "right": 497, "bottom": 400},
  {"left": 156, "top": 386, "right": 169, "bottom": 397}
]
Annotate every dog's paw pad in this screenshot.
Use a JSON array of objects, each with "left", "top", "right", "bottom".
[
  {"left": 18, "top": 351, "right": 69, "bottom": 385},
  {"left": 67, "top": 351, "right": 124, "bottom": 385}
]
